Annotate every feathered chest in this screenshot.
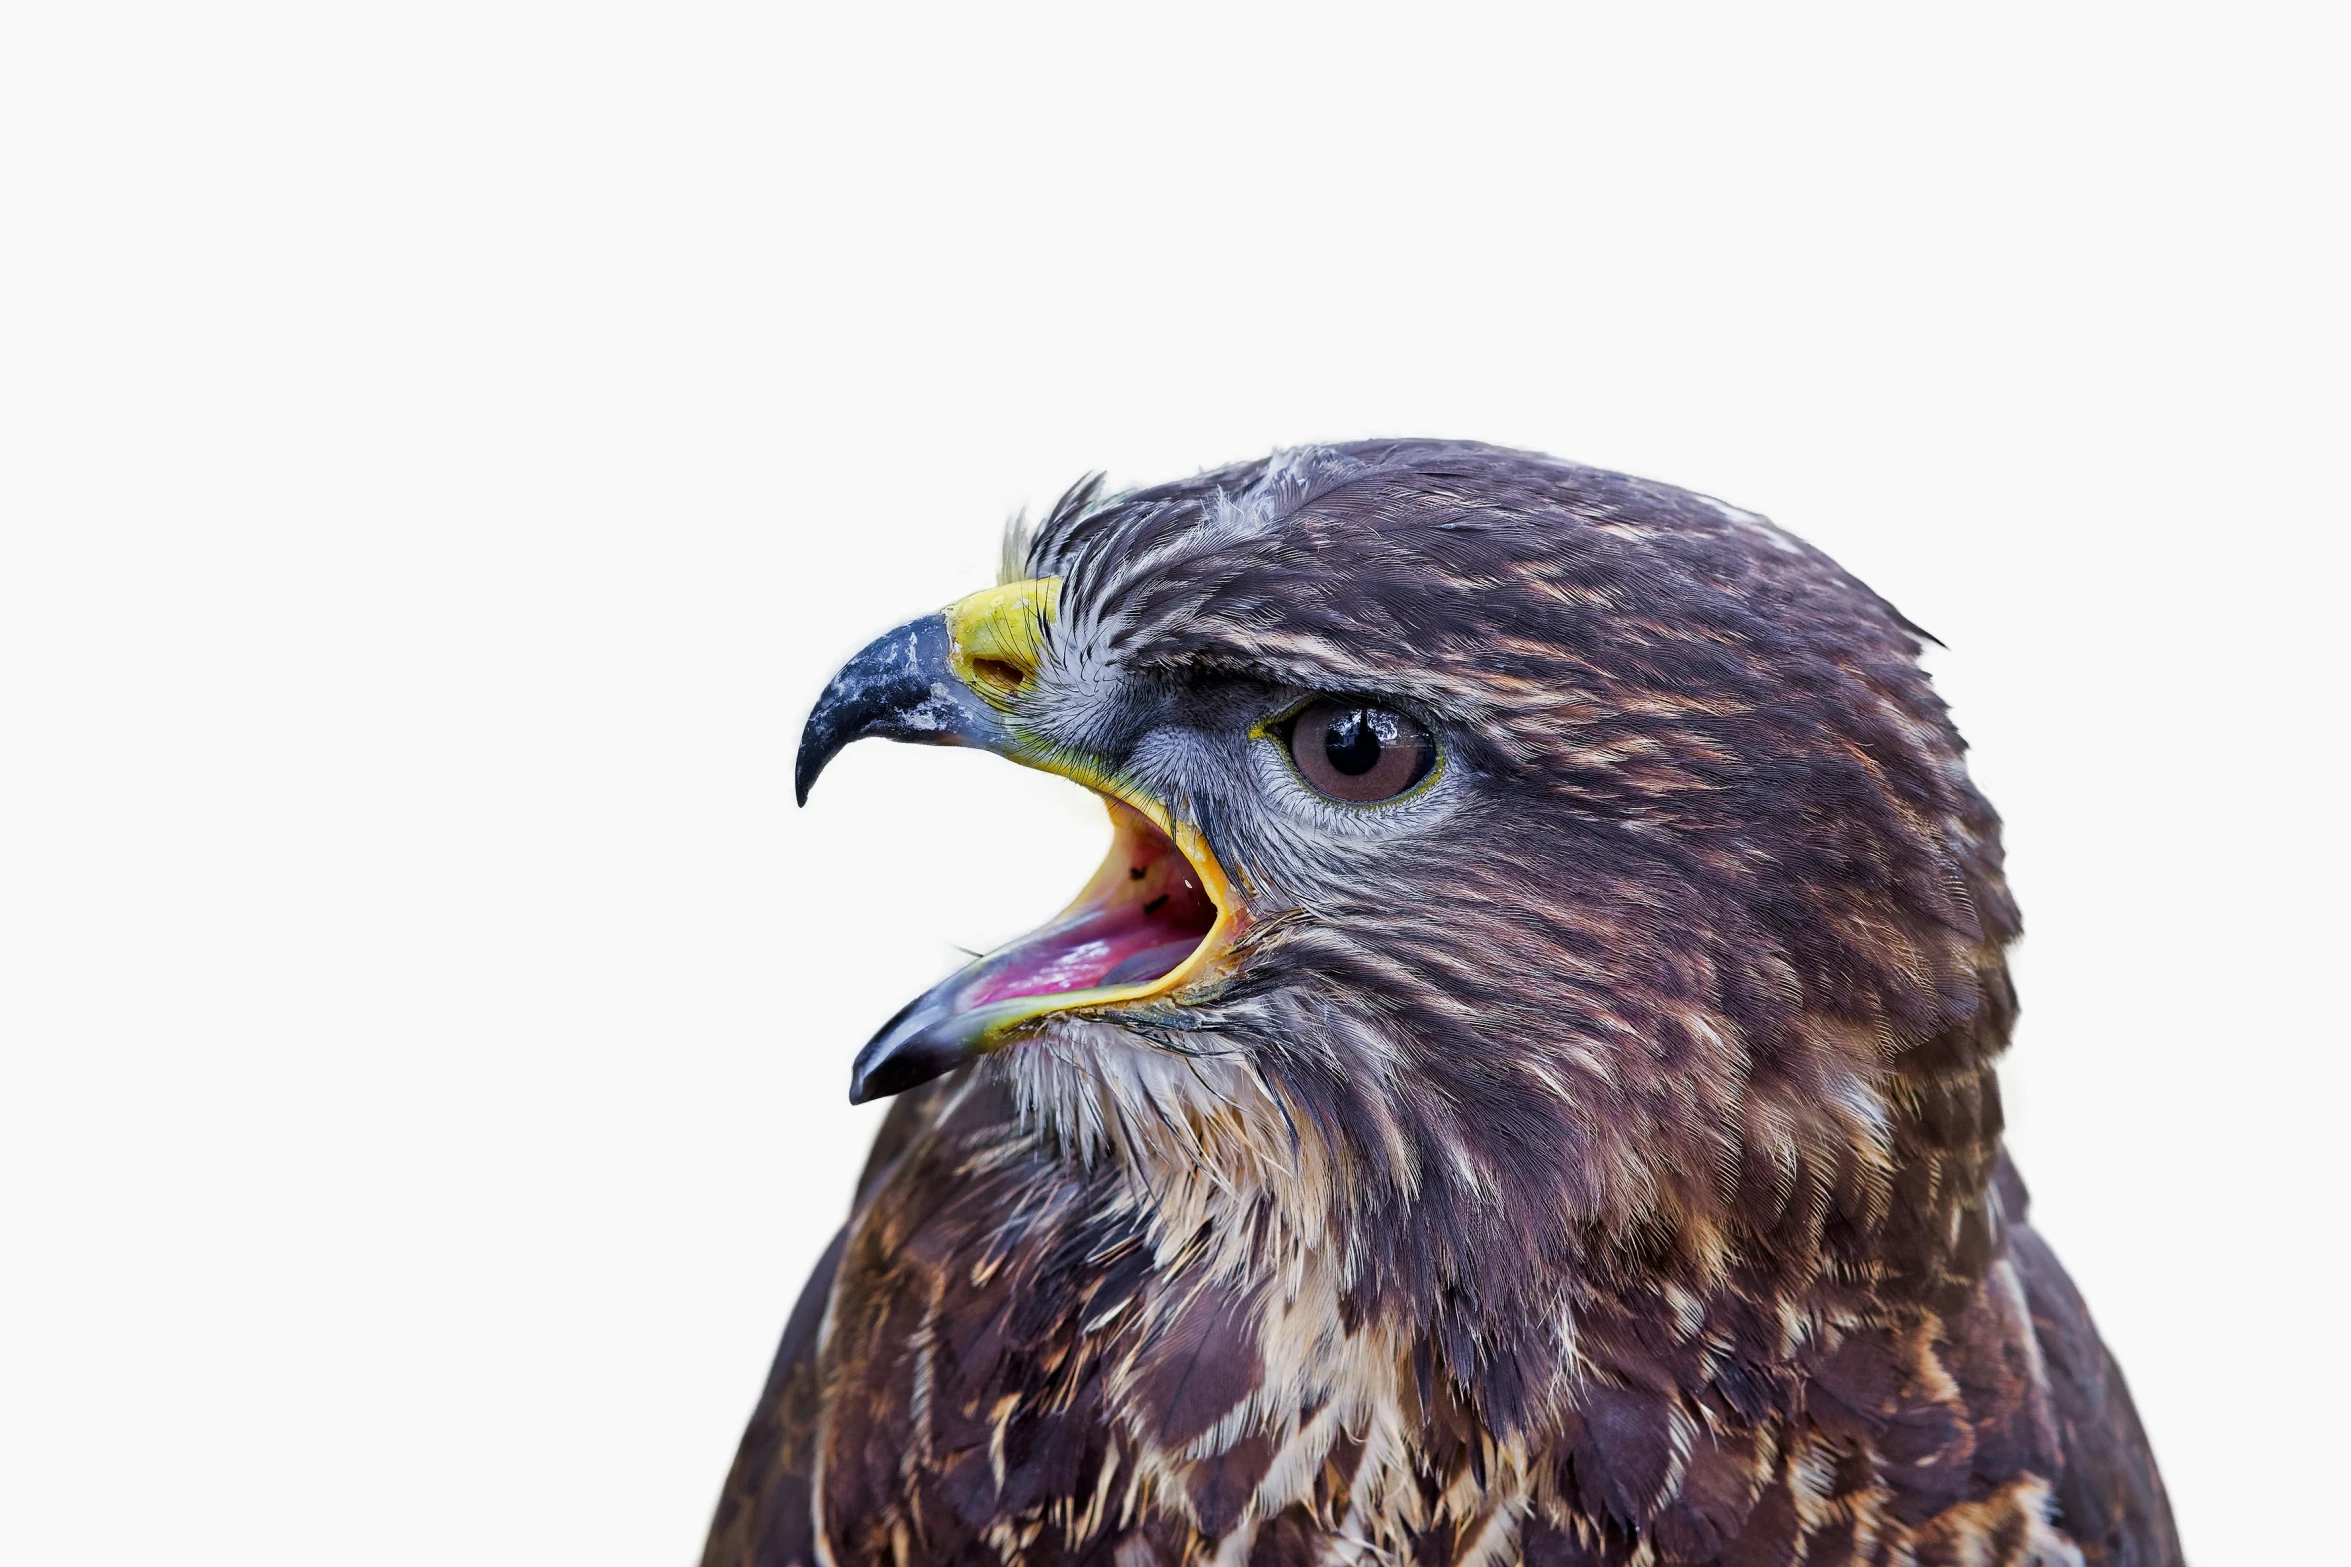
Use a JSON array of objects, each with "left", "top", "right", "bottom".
[{"left": 794, "top": 1081, "right": 2076, "bottom": 1567}]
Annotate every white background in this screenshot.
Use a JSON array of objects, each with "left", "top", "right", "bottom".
[{"left": 3, "top": 5, "right": 2343, "bottom": 1563}]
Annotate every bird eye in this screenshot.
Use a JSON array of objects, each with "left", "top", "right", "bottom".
[{"left": 1280, "top": 699, "right": 1436, "bottom": 803}]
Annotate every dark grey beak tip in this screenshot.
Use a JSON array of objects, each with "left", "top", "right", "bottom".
[
  {"left": 795, "top": 611, "right": 1025, "bottom": 1101},
  {"left": 846, "top": 987, "right": 996, "bottom": 1103},
  {"left": 847, "top": 1026, "right": 969, "bottom": 1104},
  {"left": 792, "top": 613, "right": 1010, "bottom": 809}
]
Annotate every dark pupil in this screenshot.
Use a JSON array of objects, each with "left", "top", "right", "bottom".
[{"left": 1324, "top": 708, "right": 1384, "bottom": 776}]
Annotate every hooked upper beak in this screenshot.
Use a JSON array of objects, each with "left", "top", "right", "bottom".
[
  {"left": 795, "top": 579, "right": 1244, "bottom": 1104},
  {"left": 793, "top": 612, "right": 1010, "bottom": 807}
]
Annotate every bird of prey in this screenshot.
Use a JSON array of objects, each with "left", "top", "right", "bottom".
[{"left": 705, "top": 442, "right": 2179, "bottom": 1567}]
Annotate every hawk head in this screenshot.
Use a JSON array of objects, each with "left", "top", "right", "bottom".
[{"left": 797, "top": 441, "right": 2017, "bottom": 1405}]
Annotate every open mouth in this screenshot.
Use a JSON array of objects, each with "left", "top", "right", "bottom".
[
  {"left": 845, "top": 793, "right": 1239, "bottom": 1102},
  {"left": 969, "top": 798, "right": 1223, "bottom": 1006},
  {"left": 795, "top": 581, "right": 1246, "bottom": 1103}
]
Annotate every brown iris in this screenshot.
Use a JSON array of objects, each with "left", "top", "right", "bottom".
[{"left": 1282, "top": 699, "right": 1436, "bottom": 803}]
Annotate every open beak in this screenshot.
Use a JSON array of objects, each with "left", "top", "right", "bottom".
[{"left": 795, "top": 580, "right": 1244, "bottom": 1103}]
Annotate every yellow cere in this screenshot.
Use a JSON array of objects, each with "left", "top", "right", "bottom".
[{"left": 944, "top": 577, "right": 1062, "bottom": 699}]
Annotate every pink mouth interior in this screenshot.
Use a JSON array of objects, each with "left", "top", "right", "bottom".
[{"left": 966, "top": 803, "right": 1219, "bottom": 1007}]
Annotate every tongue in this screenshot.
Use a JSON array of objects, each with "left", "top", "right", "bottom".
[{"left": 1100, "top": 938, "right": 1206, "bottom": 990}]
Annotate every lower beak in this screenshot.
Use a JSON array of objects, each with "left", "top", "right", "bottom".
[{"left": 795, "top": 610, "right": 1241, "bottom": 1103}]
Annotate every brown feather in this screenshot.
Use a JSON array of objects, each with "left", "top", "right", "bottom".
[{"left": 708, "top": 443, "right": 2180, "bottom": 1564}]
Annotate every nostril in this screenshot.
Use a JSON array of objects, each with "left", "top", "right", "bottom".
[{"left": 969, "top": 656, "right": 1028, "bottom": 692}]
